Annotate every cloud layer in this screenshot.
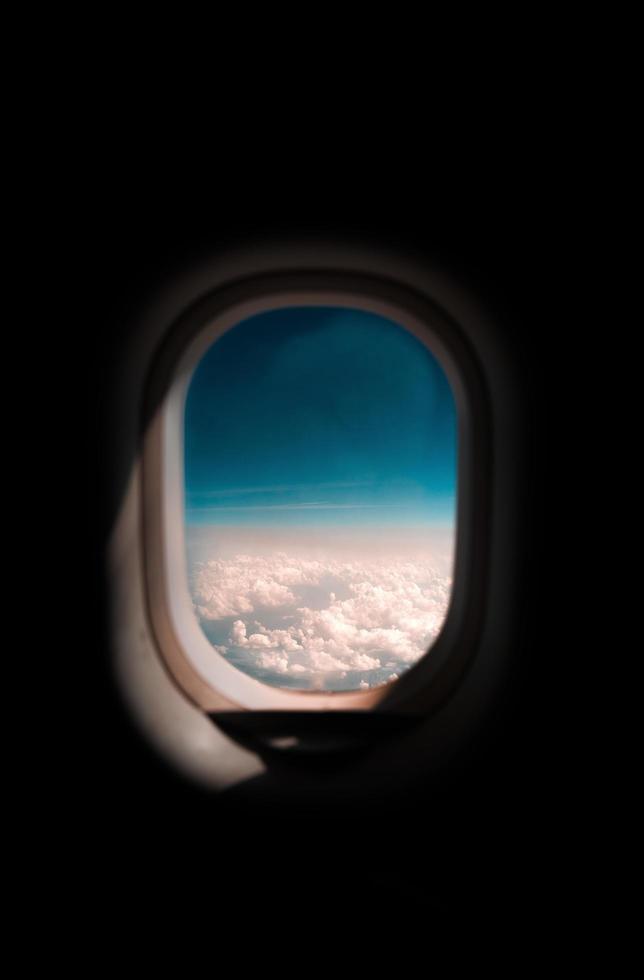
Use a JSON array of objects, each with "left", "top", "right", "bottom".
[{"left": 190, "top": 553, "right": 452, "bottom": 690}]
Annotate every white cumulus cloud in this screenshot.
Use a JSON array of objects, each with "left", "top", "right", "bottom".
[{"left": 190, "top": 552, "right": 451, "bottom": 690}]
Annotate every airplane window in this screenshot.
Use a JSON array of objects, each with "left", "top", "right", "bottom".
[{"left": 183, "top": 305, "right": 457, "bottom": 693}]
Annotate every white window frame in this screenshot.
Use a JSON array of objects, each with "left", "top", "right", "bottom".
[{"left": 141, "top": 273, "right": 490, "bottom": 715}]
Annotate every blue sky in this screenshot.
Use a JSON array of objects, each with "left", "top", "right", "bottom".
[{"left": 184, "top": 306, "right": 457, "bottom": 527}]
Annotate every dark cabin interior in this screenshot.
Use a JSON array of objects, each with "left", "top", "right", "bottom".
[{"left": 82, "top": 177, "right": 566, "bottom": 934}]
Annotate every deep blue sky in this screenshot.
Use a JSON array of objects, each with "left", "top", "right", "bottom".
[{"left": 184, "top": 307, "right": 457, "bottom": 527}]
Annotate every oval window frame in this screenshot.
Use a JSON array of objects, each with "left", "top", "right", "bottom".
[{"left": 142, "top": 271, "right": 491, "bottom": 714}]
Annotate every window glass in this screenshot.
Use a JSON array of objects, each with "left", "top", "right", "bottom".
[{"left": 184, "top": 306, "right": 457, "bottom": 691}]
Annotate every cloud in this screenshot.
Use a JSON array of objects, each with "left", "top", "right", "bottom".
[
  {"left": 190, "top": 553, "right": 451, "bottom": 689},
  {"left": 187, "top": 480, "right": 373, "bottom": 499},
  {"left": 187, "top": 502, "right": 413, "bottom": 514},
  {"left": 191, "top": 557, "right": 300, "bottom": 619}
]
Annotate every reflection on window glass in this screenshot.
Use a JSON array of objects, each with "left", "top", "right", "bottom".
[{"left": 184, "top": 307, "right": 457, "bottom": 692}]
